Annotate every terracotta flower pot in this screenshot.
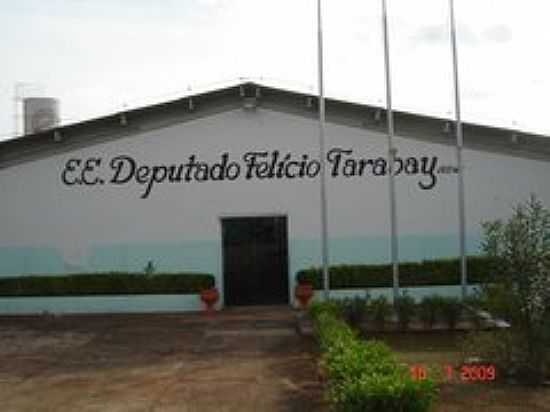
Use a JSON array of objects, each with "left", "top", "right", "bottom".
[
  {"left": 295, "top": 282, "right": 314, "bottom": 308},
  {"left": 200, "top": 287, "right": 219, "bottom": 313}
]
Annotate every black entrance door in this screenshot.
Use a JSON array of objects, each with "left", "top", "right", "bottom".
[{"left": 222, "top": 216, "right": 288, "bottom": 306}]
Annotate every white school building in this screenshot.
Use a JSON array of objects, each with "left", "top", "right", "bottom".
[{"left": 1, "top": 82, "right": 549, "bottom": 313}]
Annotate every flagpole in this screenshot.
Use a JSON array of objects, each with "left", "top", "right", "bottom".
[
  {"left": 381, "top": 0, "right": 400, "bottom": 303},
  {"left": 317, "top": 0, "right": 330, "bottom": 301},
  {"left": 449, "top": 0, "right": 468, "bottom": 300}
]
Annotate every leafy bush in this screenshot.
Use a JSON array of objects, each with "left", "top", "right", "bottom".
[
  {"left": 325, "top": 338, "right": 397, "bottom": 383},
  {"left": 471, "top": 195, "right": 550, "bottom": 384},
  {"left": 394, "top": 292, "right": 416, "bottom": 330},
  {"left": 418, "top": 296, "right": 444, "bottom": 329},
  {"left": 296, "top": 255, "right": 495, "bottom": 289},
  {"left": 310, "top": 305, "right": 438, "bottom": 412},
  {"left": 439, "top": 297, "right": 462, "bottom": 330},
  {"left": 478, "top": 283, "right": 516, "bottom": 323},
  {"left": 463, "top": 294, "right": 483, "bottom": 311},
  {"left": 461, "top": 294, "right": 485, "bottom": 329},
  {"left": 0, "top": 272, "right": 215, "bottom": 296},
  {"left": 369, "top": 296, "right": 393, "bottom": 330},
  {"left": 460, "top": 330, "right": 518, "bottom": 378},
  {"left": 330, "top": 371, "right": 437, "bottom": 412}
]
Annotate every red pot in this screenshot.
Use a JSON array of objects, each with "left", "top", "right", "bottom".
[
  {"left": 200, "top": 287, "right": 219, "bottom": 312},
  {"left": 295, "top": 283, "right": 314, "bottom": 308}
]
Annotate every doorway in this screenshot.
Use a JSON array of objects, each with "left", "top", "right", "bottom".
[{"left": 222, "top": 216, "right": 289, "bottom": 306}]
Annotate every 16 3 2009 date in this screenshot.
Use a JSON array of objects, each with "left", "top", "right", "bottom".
[{"left": 410, "top": 364, "right": 496, "bottom": 382}]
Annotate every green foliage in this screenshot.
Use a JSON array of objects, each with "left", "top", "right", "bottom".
[
  {"left": 144, "top": 260, "right": 156, "bottom": 276},
  {"left": 418, "top": 295, "right": 445, "bottom": 329},
  {"left": 337, "top": 295, "right": 370, "bottom": 328},
  {"left": 330, "top": 372, "right": 437, "bottom": 412},
  {"left": 309, "top": 300, "right": 343, "bottom": 322},
  {"left": 324, "top": 339, "right": 395, "bottom": 382},
  {"left": 479, "top": 283, "right": 516, "bottom": 322},
  {"left": 460, "top": 330, "right": 518, "bottom": 376},
  {"left": 369, "top": 296, "right": 393, "bottom": 329},
  {"left": 394, "top": 292, "right": 416, "bottom": 330},
  {"left": 475, "top": 195, "right": 550, "bottom": 384},
  {"left": 296, "top": 255, "right": 494, "bottom": 289},
  {"left": 312, "top": 308, "right": 438, "bottom": 412},
  {"left": 462, "top": 293, "right": 484, "bottom": 329},
  {"left": 311, "top": 310, "right": 355, "bottom": 353},
  {"left": 463, "top": 293, "right": 483, "bottom": 310},
  {"left": 0, "top": 272, "right": 215, "bottom": 296},
  {"left": 439, "top": 297, "right": 462, "bottom": 330}
]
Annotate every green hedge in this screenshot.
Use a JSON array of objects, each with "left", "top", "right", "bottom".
[
  {"left": 0, "top": 273, "right": 215, "bottom": 297},
  {"left": 297, "top": 256, "right": 498, "bottom": 289},
  {"left": 310, "top": 302, "right": 438, "bottom": 411}
]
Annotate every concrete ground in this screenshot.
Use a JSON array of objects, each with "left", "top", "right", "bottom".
[{"left": 0, "top": 306, "right": 327, "bottom": 412}]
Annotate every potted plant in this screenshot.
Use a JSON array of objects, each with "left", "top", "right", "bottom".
[
  {"left": 295, "top": 280, "right": 314, "bottom": 308},
  {"left": 200, "top": 287, "right": 219, "bottom": 313}
]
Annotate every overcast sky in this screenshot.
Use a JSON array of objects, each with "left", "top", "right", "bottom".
[{"left": 1, "top": 0, "right": 549, "bottom": 140}]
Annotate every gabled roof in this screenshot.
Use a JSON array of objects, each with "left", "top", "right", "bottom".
[{"left": 1, "top": 81, "right": 549, "bottom": 169}]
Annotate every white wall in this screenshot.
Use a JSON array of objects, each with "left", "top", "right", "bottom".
[{"left": 1, "top": 108, "right": 549, "bottom": 306}]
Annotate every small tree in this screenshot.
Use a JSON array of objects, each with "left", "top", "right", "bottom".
[
  {"left": 479, "top": 195, "right": 550, "bottom": 384},
  {"left": 144, "top": 260, "right": 156, "bottom": 277}
]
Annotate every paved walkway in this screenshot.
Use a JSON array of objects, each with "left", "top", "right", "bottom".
[{"left": 0, "top": 307, "right": 327, "bottom": 411}]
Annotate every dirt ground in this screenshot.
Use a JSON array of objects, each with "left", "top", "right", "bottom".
[
  {"left": 0, "top": 307, "right": 327, "bottom": 412},
  {"left": 2, "top": 310, "right": 549, "bottom": 412}
]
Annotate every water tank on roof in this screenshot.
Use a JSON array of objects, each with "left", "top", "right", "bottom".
[{"left": 23, "top": 97, "right": 59, "bottom": 135}]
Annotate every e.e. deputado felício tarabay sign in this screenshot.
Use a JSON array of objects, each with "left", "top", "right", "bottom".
[{"left": 61, "top": 147, "right": 457, "bottom": 199}]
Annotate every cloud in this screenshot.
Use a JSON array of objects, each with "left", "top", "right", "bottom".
[{"left": 0, "top": 0, "right": 549, "bottom": 138}]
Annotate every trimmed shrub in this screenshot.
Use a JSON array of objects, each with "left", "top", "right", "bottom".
[
  {"left": 296, "top": 255, "right": 496, "bottom": 289},
  {"left": 325, "top": 339, "right": 399, "bottom": 384},
  {"left": 0, "top": 272, "right": 215, "bottom": 297},
  {"left": 311, "top": 309, "right": 355, "bottom": 353},
  {"left": 330, "top": 370, "right": 437, "bottom": 412},
  {"left": 310, "top": 304, "right": 438, "bottom": 412},
  {"left": 309, "top": 300, "right": 343, "bottom": 323}
]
